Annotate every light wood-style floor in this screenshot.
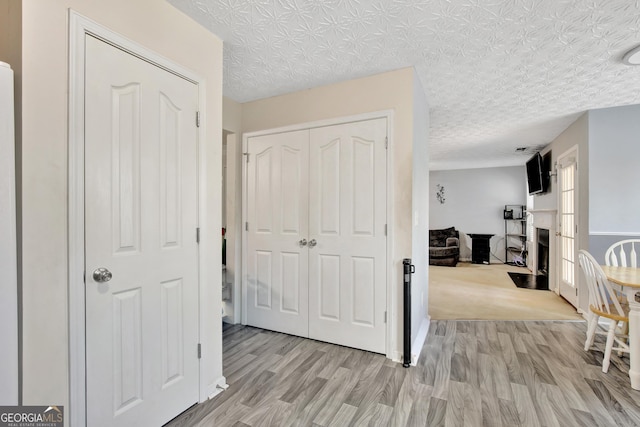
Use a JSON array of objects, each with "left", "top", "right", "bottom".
[
  {"left": 429, "top": 262, "right": 582, "bottom": 320},
  {"left": 167, "top": 321, "right": 640, "bottom": 427}
]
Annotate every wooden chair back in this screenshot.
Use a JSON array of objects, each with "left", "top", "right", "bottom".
[
  {"left": 578, "top": 250, "right": 626, "bottom": 319},
  {"left": 605, "top": 239, "right": 640, "bottom": 268}
]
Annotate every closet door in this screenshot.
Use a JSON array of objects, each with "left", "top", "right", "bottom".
[
  {"left": 245, "top": 130, "right": 309, "bottom": 336},
  {"left": 308, "top": 118, "right": 387, "bottom": 354}
]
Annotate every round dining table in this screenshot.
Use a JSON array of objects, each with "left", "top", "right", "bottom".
[{"left": 601, "top": 265, "right": 640, "bottom": 390}]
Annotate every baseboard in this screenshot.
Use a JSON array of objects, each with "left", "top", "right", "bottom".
[
  {"left": 411, "top": 316, "right": 430, "bottom": 366},
  {"left": 207, "top": 376, "right": 228, "bottom": 400}
]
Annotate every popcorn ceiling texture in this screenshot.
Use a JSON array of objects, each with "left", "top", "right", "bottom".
[{"left": 170, "top": 0, "right": 640, "bottom": 170}]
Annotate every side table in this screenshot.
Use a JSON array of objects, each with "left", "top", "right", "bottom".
[{"left": 468, "top": 234, "right": 494, "bottom": 265}]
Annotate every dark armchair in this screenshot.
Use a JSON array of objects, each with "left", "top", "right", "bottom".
[{"left": 429, "top": 227, "right": 460, "bottom": 267}]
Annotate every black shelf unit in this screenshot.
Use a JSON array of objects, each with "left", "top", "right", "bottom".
[{"left": 504, "top": 205, "right": 527, "bottom": 265}]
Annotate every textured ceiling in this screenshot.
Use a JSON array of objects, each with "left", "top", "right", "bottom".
[{"left": 169, "top": 0, "right": 640, "bottom": 170}]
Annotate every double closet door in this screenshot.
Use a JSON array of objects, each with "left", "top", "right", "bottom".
[{"left": 246, "top": 118, "right": 387, "bottom": 353}]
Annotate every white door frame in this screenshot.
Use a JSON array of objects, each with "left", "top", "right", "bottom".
[
  {"left": 68, "top": 11, "right": 213, "bottom": 426},
  {"left": 241, "top": 111, "right": 396, "bottom": 359},
  {"left": 556, "top": 145, "right": 580, "bottom": 307}
]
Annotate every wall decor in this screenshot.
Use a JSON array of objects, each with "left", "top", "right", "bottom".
[{"left": 436, "top": 184, "right": 445, "bottom": 204}]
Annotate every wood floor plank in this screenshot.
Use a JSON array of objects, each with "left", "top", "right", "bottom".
[
  {"left": 380, "top": 364, "right": 407, "bottom": 407},
  {"left": 567, "top": 374, "right": 619, "bottom": 426},
  {"left": 510, "top": 383, "right": 541, "bottom": 427},
  {"left": 444, "top": 380, "right": 465, "bottom": 427},
  {"left": 281, "top": 377, "right": 327, "bottom": 425},
  {"left": 405, "top": 383, "right": 434, "bottom": 427},
  {"left": 239, "top": 398, "right": 292, "bottom": 427},
  {"left": 343, "top": 355, "right": 386, "bottom": 407},
  {"left": 425, "top": 397, "right": 447, "bottom": 427},
  {"left": 498, "top": 398, "right": 520, "bottom": 427},
  {"left": 278, "top": 350, "right": 327, "bottom": 403},
  {"left": 351, "top": 402, "right": 393, "bottom": 427},
  {"left": 327, "top": 403, "right": 357, "bottom": 427},
  {"left": 349, "top": 365, "right": 396, "bottom": 423},
  {"left": 586, "top": 378, "right": 638, "bottom": 427},
  {"left": 389, "top": 367, "right": 418, "bottom": 427},
  {"left": 312, "top": 367, "right": 360, "bottom": 426},
  {"left": 497, "top": 329, "right": 525, "bottom": 384},
  {"left": 198, "top": 402, "right": 251, "bottom": 427},
  {"left": 544, "top": 358, "right": 590, "bottom": 412},
  {"left": 168, "top": 321, "right": 640, "bottom": 427},
  {"left": 541, "top": 382, "right": 584, "bottom": 427}
]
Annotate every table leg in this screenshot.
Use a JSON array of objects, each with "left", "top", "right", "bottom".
[{"left": 627, "top": 289, "right": 640, "bottom": 390}]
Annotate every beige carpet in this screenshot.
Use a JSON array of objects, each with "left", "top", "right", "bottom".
[{"left": 429, "top": 262, "right": 583, "bottom": 320}]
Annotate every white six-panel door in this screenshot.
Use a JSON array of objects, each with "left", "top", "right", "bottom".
[
  {"left": 85, "top": 35, "right": 199, "bottom": 427},
  {"left": 246, "top": 130, "right": 310, "bottom": 336},
  {"left": 245, "top": 118, "right": 387, "bottom": 353},
  {"left": 308, "top": 119, "right": 387, "bottom": 353}
]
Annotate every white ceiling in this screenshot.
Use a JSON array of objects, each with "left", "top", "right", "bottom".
[{"left": 169, "top": 0, "right": 640, "bottom": 170}]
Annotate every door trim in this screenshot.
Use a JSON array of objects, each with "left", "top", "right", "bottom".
[
  {"left": 68, "top": 11, "right": 214, "bottom": 426},
  {"left": 556, "top": 145, "right": 580, "bottom": 308},
  {"left": 241, "top": 110, "right": 395, "bottom": 359}
]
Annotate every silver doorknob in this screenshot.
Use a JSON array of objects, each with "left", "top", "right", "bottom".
[
  {"left": 299, "top": 239, "right": 308, "bottom": 247},
  {"left": 308, "top": 239, "right": 317, "bottom": 248},
  {"left": 93, "top": 268, "right": 113, "bottom": 283}
]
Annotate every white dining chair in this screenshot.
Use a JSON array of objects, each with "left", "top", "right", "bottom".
[
  {"left": 578, "top": 250, "right": 629, "bottom": 373},
  {"left": 605, "top": 239, "right": 640, "bottom": 268}
]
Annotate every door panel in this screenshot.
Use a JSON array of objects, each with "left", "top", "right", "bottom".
[
  {"left": 85, "top": 35, "right": 199, "bottom": 427},
  {"left": 319, "top": 140, "right": 341, "bottom": 234},
  {"left": 308, "top": 118, "right": 387, "bottom": 354},
  {"left": 318, "top": 254, "right": 341, "bottom": 320},
  {"left": 352, "top": 256, "right": 375, "bottom": 326},
  {"left": 352, "top": 138, "right": 375, "bottom": 236},
  {"left": 111, "top": 83, "right": 141, "bottom": 255},
  {"left": 246, "top": 131, "right": 310, "bottom": 336}
]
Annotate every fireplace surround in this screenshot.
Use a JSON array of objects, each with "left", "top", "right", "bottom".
[{"left": 528, "top": 209, "right": 557, "bottom": 291}]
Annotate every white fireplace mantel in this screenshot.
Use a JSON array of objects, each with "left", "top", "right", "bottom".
[{"left": 529, "top": 209, "right": 557, "bottom": 231}]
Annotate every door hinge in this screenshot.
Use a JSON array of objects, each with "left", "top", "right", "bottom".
[
  {"left": 385, "top": 136, "right": 388, "bottom": 149},
  {"left": 197, "top": 343, "right": 202, "bottom": 359},
  {"left": 384, "top": 311, "right": 387, "bottom": 323},
  {"left": 384, "top": 224, "right": 387, "bottom": 236},
  {"left": 196, "top": 227, "right": 200, "bottom": 243},
  {"left": 245, "top": 222, "right": 249, "bottom": 231},
  {"left": 83, "top": 270, "right": 86, "bottom": 283},
  {"left": 244, "top": 152, "right": 249, "bottom": 163},
  {"left": 196, "top": 111, "right": 200, "bottom": 128}
]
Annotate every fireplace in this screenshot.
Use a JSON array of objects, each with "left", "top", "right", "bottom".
[
  {"left": 537, "top": 228, "right": 549, "bottom": 277},
  {"left": 529, "top": 209, "right": 556, "bottom": 290}
]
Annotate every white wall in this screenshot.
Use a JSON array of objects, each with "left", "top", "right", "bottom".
[
  {"left": 430, "top": 166, "right": 526, "bottom": 262},
  {"left": 222, "top": 98, "right": 243, "bottom": 323},
  {"left": 588, "top": 105, "right": 640, "bottom": 259},
  {"left": 410, "top": 71, "right": 430, "bottom": 361},
  {"left": 222, "top": 97, "right": 243, "bottom": 324},
  {"left": 19, "top": 0, "right": 223, "bottom": 421},
  {"left": 533, "top": 113, "right": 589, "bottom": 311}
]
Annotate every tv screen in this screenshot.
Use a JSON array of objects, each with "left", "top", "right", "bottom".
[{"left": 526, "top": 152, "right": 544, "bottom": 195}]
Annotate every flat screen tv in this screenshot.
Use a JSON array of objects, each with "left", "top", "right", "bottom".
[{"left": 526, "top": 152, "right": 545, "bottom": 195}]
